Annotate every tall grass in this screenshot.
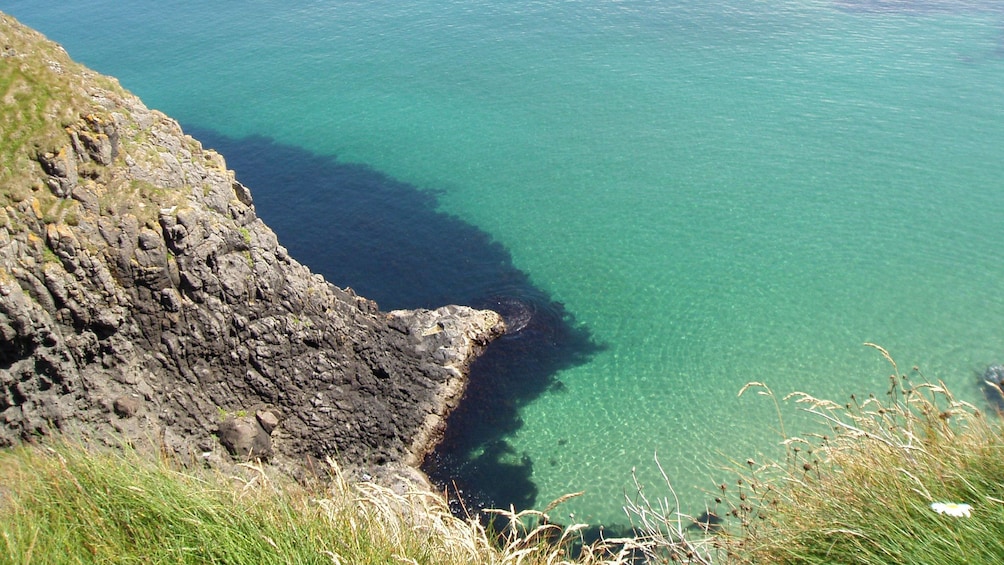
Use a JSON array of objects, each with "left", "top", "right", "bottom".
[
  {"left": 1, "top": 446, "right": 369, "bottom": 564},
  {"left": 4, "top": 344, "right": 1004, "bottom": 564},
  {"left": 621, "top": 343, "right": 1004, "bottom": 564},
  {"left": 735, "top": 344, "right": 1004, "bottom": 564},
  {"left": 0, "top": 443, "right": 631, "bottom": 564}
]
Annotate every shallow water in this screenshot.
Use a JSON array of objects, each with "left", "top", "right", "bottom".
[{"left": 7, "top": 0, "right": 1004, "bottom": 525}]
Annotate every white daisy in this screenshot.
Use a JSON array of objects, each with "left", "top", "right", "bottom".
[{"left": 930, "top": 502, "right": 972, "bottom": 518}]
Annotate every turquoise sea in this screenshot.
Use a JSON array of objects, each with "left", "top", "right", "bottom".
[{"left": 5, "top": 1, "right": 1004, "bottom": 527}]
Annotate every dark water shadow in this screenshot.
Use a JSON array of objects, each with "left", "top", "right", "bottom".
[
  {"left": 426, "top": 287, "right": 602, "bottom": 514},
  {"left": 184, "top": 126, "right": 604, "bottom": 515}
]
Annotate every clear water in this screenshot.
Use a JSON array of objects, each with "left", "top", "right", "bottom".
[{"left": 6, "top": 0, "right": 1004, "bottom": 526}]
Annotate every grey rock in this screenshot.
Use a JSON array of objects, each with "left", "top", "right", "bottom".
[
  {"left": 37, "top": 145, "right": 78, "bottom": 198},
  {"left": 982, "top": 364, "right": 1004, "bottom": 410},
  {"left": 137, "top": 228, "right": 161, "bottom": 251},
  {"left": 0, "top": 14, "right": 504, "bottom": 487},
  {"left": 112, "top": 395, "right": 141, "bottom": 418},
  {"left": 218, "top": 416, "right": 271, "bottom": 460},
  {"left": 256, "top": 410, "right": 280, "bottom": 434}
]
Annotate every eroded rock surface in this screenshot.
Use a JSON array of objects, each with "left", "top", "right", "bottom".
[{"left": 0, "top": 14, "right": 504, "bottom": 478}]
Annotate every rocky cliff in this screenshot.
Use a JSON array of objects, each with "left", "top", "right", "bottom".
[{"left": 0, "top": 13, "right": 504, "bottom": 481}]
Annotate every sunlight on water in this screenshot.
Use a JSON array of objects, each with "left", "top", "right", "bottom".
[{"left": 7, "top": 0, "right": 1004, "bottom": 525}]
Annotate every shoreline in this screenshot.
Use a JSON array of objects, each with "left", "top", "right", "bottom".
[{"left": 0, "top": 11, "right": 504, "bottom": 493}]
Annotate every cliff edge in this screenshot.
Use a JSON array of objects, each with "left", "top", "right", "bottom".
[{"left": 0, "top": 14, "right": 504, "bottom": 480}]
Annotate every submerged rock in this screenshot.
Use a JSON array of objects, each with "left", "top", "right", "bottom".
[
  {"left": 690, "top": 510, "right": 724, "bottom": 533},
  {"left": 485, "top": 296, "right": 536, "bottom": 334},
  {"left": 982, "top": 364, "right": 1004, "bottom": 411}
]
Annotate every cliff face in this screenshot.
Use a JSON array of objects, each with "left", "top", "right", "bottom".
[{"left": 0, "top": 14, "right": 504, "bottom": 477}]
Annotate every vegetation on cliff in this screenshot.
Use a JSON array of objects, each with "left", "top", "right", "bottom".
[
  {"left": 635, "top": 345, "right": 1004, "bottom": 564},
  {"left": 1, "top": 13, "right": 91, "bottom": 198},
  {"left": 0, "top": 13, "right": 179, "bottom": 227},
  {"left": 0, "top": 444, "right": 509, "bottom": 564},
  {"left": 727, "top": 347, "right": 1004, "bottom": 564}
]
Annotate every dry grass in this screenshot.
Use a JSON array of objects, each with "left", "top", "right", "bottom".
[
  {"left": 0, "top": 444, "right": 636, "bottom": 565},
  {"left": 603, "top": 343, "right": 1004, "bottom": 564},
  {"left": 4, "top": 345, "right": 1004, "bottom": 564},
  {"left": 730, "top": 344, "right": 1004, "bottom": 564}
]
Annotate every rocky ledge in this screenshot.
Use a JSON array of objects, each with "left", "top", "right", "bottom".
[{"left": 0, "top": 14, "right": 504, "bottom": 483}]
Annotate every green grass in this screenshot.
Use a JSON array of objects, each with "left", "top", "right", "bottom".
[
  {"left": 730, "top": 345, "right": 1004, "bottom": 564},
  {"left": 6, "top": 347, "right": 1004, "bottom": 564},
  {"left": 619, "top": 344, "right": 1004, "bottom": 564},
  {"left": 0, "top": 14, "right": 94, "bottom": 202},
  {"left": 1, "top": 447, "right": 337, "bottom": 564},
  {"left": 0, "top": 443, "right": 613, "bottom": 565}
]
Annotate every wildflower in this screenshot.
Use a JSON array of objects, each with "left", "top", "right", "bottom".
[{"left": 930, "top": 502, "right": 972, "bottom": 517}]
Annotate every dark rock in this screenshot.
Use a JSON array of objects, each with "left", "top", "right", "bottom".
[
  {"left": 982, "top": 364, "right": 1004, "bottom": 410},
  {"left": 37, "top": 145, "right": 78, "bottom": 197},
  {"left": 232, "top": 180, "right": 254, "bottom": 207},
  {"left": 79, "top": 113, "right": 119, "bottom": 165},
  {"left": 112, "top": 395, "right": 141, "bottom": 418},
  {"left": 137, "top": 228, "right": 161, "bottom": 251},
  {"left": 0, "top": 14, "right": 503, "bottom": 486},
  {"left": 218, "top": 416, "right": 272, "bottom": 460},
  {"left": 690, "top": 510, "right": 724, "bottom": 533}
]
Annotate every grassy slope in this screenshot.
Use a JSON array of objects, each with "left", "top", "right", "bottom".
[
  {"left": 0, "top": 444, "right": 496, "bottom": 565},
  {"left": 0, "top": 13, "right": 97, "bottom": 204},
  {"left": 1, "top": 13, "right": 183, "bottom": 230}
]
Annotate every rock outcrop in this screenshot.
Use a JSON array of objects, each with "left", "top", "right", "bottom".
[{"left": 0, "top": 14, "right": 504, "bottom": 480}]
